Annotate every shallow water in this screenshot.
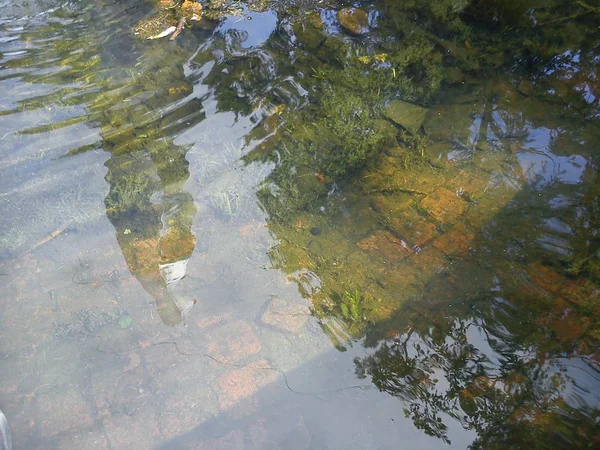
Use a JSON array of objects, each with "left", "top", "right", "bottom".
[{"left": 1, "top": 0, "right": 599, "bottom": 448}]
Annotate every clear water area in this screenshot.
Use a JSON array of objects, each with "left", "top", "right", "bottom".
[{"left": 0, "top": 0, "right": 599, "bottom": 448}]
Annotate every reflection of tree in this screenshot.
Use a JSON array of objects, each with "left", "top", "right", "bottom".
[
  {"left": 104, "top": 141, "right": 197, "bottom": 325},
  {"left": 2, "top": 1, "right": 211, "bottom": 324},
  {"left": 94, "top": 39, "right": 207, "bottom": 325},
  {"left": 182, "top": 7, "right": 600, "bottom": 445},
  {"left": 184, "top": 2, "right": 600, "bottom": 443},
  {"left": 355, "top": 300, "right": 600, "bottom": 448},
  {"left": 107, "top": 0, "right": 600, "bottom": 441},
  {"left": 353, "top": 167, "right": 600, "bottom": 447},
  {"left": 5, "top": 3, "right": 600, "bottom": 440}
]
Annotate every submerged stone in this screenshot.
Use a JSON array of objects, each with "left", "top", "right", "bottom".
[
  {"left": 384, "top": 100, "right": 429, "bottom": 134},
  {"left": 293, "top": 21, "right": 326, "bottom": 50},
  {"left": 338, "top": 8, "right": 369, "bottom": 35},
  {"left": 391, "top": 210, "right": 438, "bottom": 248},
  {"left": 446, "top": 67, "right": 465, "bottom": 84},
  {"left": 433, "top": 223, "right": 474, "bottom": 256},
  {"left": 420, "top": 188, "right": 468, "bottom": 223},
  {"left": 357, "top": 231, "right": 413, "bottom": 264},
  {"left": 310, "top": 227, "right": 322, "bottom": 236},
  {"left": 181, "top": 0, "right": 203, "bottom": 20},
  {"left": 133, "top": 11, "right": 174, "bottom": 40},
  {"left": 262, "top": 298, "right": 310, "bottom": 332}
]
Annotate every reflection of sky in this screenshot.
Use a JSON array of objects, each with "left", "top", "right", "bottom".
[
  {"left": 397, "top": 312, "right": 600, "bottom": 428},
  {"left": 548, "top": 194, "right": 573, "bottom": 210},
  {"left": 583, "top": 84, "right": 596, "bottom": 104},
  {"left": 543, "top": 50, "right": 599, "bottom": 111},
  {"left": 320, "top": 9, "right": 340, "bottom": 34},
  {"left": 553, "top": 356, "right": 600, "bottom": 411},
  {"left": 517, "top": 126, "right": 587, "bottom": 189},
  {"left": 216, "top": 9, "right": 278, "bottom": 49},
  {"left": 544, "top": 49, "right": 580, "bottom": 76},
  {"left": 467, "top": 313, "right": 600, "bottom": 416}
]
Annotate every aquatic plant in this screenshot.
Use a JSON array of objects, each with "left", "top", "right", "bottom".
[
  {"left": 341, "top": 289, "right": 363, "bottom": 323},
  {"left": 105, "top": 172, "right": 150, "bottom": 212}
]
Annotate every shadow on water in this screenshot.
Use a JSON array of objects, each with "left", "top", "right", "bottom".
[
  {"left": 152, "top": 342, "right": 475, "bottom": 449},
  {"left": 0, "top": 0, "right": 599, "bottom": 448},
  {"left": 352, "top": 178, "right": 600, "bottom": 448}
]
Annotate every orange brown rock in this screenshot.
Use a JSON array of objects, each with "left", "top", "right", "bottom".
[
  {"left": 357, "top": 230, "right": 413, "bottom": 263},
  {"left": 261, "top": 298, "right": 310, "bottom": 333},
  {"left": 215, "top": 360, "right": 278, "bottom": 411},
  {"left": 338, "top": 8, "right": 369, "bottom": 35},
  {"left": 392, "top": 211, "right": 437, "bottom": 247},
  {"left": 37, "top": 389, "right": 94, "bottom": 438},
  {"left": 420, "top": 188, "right": 468, "bottom": 223},
  {"left": 205, "top": 320, "right": 261, "bottom": 363},
  {"left": 433, "top": 223, "right": 474, "bottom": 256}
]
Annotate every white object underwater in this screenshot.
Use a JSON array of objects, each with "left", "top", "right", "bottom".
[
  {"left": 146, "top": 26, "right": 176, "bottom": 40},
  {"left": 159, "top": 259, "right": 189, "bottom": 285},
  {"left": 0, "top": 409, "right": 12, "bottom": 450}
]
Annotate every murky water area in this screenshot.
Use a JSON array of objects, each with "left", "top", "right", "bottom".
[{"left": 1, "top": 0, "right": 599, "bottom": 448}]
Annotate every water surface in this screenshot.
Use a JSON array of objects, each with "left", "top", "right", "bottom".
[{"left": 1, "top": 0, "right": 599, "bottom": 448}]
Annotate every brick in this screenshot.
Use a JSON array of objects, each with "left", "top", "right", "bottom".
[
  {"left": 463, "top": 185, "right": 516, "bottom": 229},
  {"left": 433, "top": 224, "right": 474, "bottom": 256},
  {"left": 216, "top": 366, "right": 258, "bottom": 412},
  {"left": 0, "top": 395, "right": 38, "bottom": 449},
  {"left": 261, "top": 298, "right": 310, "bottom": 333},
  {"left": 420, "top": 188, "right": 468, "bottom": 223},
  {"left": 410, "top": 246, "right": 447, "bottom": 280},
  {"left": 159, "top": 383, "right": 217, "bottom": 440},
  {"left": 142, "top": 339, "right": 188, "bottom": 379},
  {"left": 446, "top": 170, "right": 490, "bottom": 197},
  {"left": 146, "top": 347, "right": 215, "bottom": 398},
  {"left": 56, "top": 427, "right": 109, "bottom": 449},
  {"left": 185, "top": 252, "right": 218, "bottom": 284},
  {"left": 366, "top": 193, "right": 413, "bottom": 216},
  {"left": 215, "top": 360, "right": 279, "bottom": 412},
  {"left": 357, "top": 231, "right": 413, "bottom": 264},
  {"left": 37, "top": 387, "right": 94, "bottom": 438},
  {"left": 204, "top": 320, "right": 261, "bottom": 364},
  {"left": 123, "top": 352, "right": 141, "bottom": 372},
  {"left": 91, "top": 376, "right": 149, "bottom": 425},
  {"left": 102, "top": 409, "right": 161, "bottom": 450},
  {"left": 196, "top": 313, "right": 232, "bottom": 330},
  {"left": 392, "top": 211, "right": 437, "bottom": 247}
]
